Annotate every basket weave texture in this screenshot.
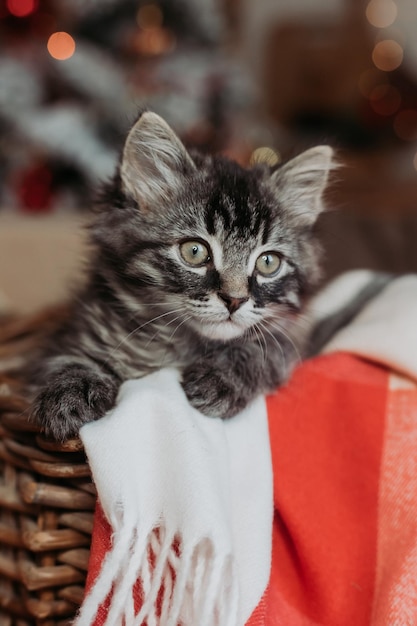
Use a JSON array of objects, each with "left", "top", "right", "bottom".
[{"left": 0, "top": 309, "right": 94, "bottom": 625}]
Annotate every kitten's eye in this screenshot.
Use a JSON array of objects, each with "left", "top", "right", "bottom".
[
  {"left": 179, "top": 240, "right": 211, "bottom": 267},
  {"left": 255, "top": 252, "right": 281, "bottom": 277}
]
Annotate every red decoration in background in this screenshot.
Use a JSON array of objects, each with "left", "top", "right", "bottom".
[
  {"left": 6, "top": 0, "right": 38, "bottom": 18},
  {"left": 17, "top": 163, "right": 55, "bottom": 213}
]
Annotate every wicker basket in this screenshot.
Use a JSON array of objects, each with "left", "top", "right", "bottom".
[{"left": 0, "top": 309, "right": 94, "bottom": 625}]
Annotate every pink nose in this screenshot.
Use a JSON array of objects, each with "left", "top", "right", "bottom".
[{"left": 218, "top": 293, "right": 249, "bottom": 314}]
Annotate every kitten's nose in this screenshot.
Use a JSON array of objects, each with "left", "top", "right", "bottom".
[{"left": 218, "top": 292, "right": 248, "bottom": 314}]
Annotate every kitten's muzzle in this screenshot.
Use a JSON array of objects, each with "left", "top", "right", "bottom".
[{"left": 218, "top": 293, "right": 249, "bottom": 315}]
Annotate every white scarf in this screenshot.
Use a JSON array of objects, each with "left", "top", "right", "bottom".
[{"left": 76, "top": 368, "right": 273, "bottom": 626}]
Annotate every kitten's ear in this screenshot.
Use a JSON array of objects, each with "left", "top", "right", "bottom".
[
  {"left": 270, "top": 146, "right": 336, "bottom": 226},
  {"left": 120, "top": 111, "right": 196, "bottom": 209}
]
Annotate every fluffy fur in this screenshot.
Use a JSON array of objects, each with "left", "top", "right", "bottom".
[{"left": 28, "top": 111, "right": 335, "bottom": 441}]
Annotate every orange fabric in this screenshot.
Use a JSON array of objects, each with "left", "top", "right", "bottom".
[
  {"left": 246, "top": 352, "right": 388, "bottom": 625},
  {"left": 85, "top": 351, "right": 417, "bottom": 625},
  {"left": 371, "top": 382, "right": 417, "bottom": 622}
]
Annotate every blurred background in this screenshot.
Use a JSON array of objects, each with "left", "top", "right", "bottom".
[{"left": 1, "top": 0, "right": 417, "bottom": 312}]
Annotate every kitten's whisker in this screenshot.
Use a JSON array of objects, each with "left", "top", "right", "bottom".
[
  {"left": 161, "top": 315, "right": 193, "bottom": 367},
  {"left": 251, "top": 326, "right": 267, "bottom": 366},
  {"left": 103, "top": 308, "right": 186, "bottom": 366},
  {"left": 285, "top": 312, "right": 316, "bottom": 331},
  {"left": 167, "top": 315, "right": 192, "bottom": 344},
  {"left": 137, "top": 301, "right": 183, "bottom": 307},
  {"left": 266, "top": 320, "right": 302, "bottom": 365},
  {"left": 258, "top": 327, "right": 270, "bottom": 367},
  {"left": 258, "top": 322, "right": 285, "bottom": 364},
  {"left": 258, "top": 326, "right": 268, "bottom": 366},
  {"left": 144, "top": 310, "right": 188, "bottom": 349},
  {"left": 117, "top": 303, "right": 182, "bottom": 339}
]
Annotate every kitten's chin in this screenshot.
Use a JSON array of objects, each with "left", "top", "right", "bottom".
[{"left": 196, "top": 320, "right": 247, "bottom": 341}]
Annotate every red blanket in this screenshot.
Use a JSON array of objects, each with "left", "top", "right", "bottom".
[{"left": 85, "top": 350, "right": 417, "bottom": 624}]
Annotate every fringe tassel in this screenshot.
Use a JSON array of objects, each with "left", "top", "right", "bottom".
[{"left": 76, "top": 522, "right": 239, "bottom": 626}]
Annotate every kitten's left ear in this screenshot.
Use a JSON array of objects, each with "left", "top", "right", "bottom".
[
  {"left": 271, "top": 146, "right": 336, "bottom": 226},
  {"left": 120, "top": 111, "right": 196, "bottom": 209}
]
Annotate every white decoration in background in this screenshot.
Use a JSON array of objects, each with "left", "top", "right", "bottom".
[
  {"left": 0, "top": 58, "right": 43, "bottom": 113},
  {"left": 55, "top": 0, "right": 225, "bottom": 43},
  {"left": 183, "top": 0, "right": 225, "bottom": 42},
  {"left": 0, "top": 56, "right": 118, "bottom": 184},
  {"left": 19, "top": 107, "right": 118, "bottom": 182},
  {"left": 52, "top": 43, "right": 137, "bottom": 124}
]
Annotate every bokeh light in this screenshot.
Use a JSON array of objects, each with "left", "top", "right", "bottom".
[
  {"left": 133, "top": 27, "right": 176, "bottom": 56},
  {"left": 366, "top": 0, "right": 398, "bottom": 28},
  {"left": 137, "top": 3, "right": 163, "bottom": 29},
  {"left": 47, "top": 32, "right": 76, "bottom": 61},
  {"left": 6, "top": 0, "right": 38, "bottom": 18},
  {"left": 372, "top": 39, "right": 403, "bottom": 71},
  {"left": 393, "top": 110, "right": 417, "bottom": 141},
  {"left": 134, "top": 3, "right": 175, "bottom": 56},
  {"left": 250, "top": 147, "right": 281, "bottom": 167},
  {"left": 369, "top": 84, "right": 401, "bottom": 116}
]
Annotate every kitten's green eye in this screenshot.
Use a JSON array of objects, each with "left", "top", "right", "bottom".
[
  {"left": 255, "top": 252, "right": 281, "bottom": 277},
  {"left": 179, "top": 240, "right": 211, "bottom": 267}
]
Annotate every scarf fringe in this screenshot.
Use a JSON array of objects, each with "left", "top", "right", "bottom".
[{"left": 76, "top": 523, "right": 239, "bottom": 626}]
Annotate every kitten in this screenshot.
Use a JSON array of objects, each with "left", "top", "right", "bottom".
[{"left": 28, "top": 111, "right": 335, "bottom": 441}]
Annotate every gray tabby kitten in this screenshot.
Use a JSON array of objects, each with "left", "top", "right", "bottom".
[{"left": 29, "top": 111, "right": 334, "bottom": 441}]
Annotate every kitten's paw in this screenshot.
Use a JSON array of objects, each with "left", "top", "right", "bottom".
[
  {"left": 31, "top": 366, "right": 119, "bottom": 442},
  {"left": 182, "top": 362, "right": 255, "bottom": 419}
]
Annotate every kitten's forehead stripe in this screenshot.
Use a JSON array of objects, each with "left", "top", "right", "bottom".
[
  {"left": 204, "top": 159, "right": 272, "bottom": 241},
  {"left": 260, "top": 210, "right": 273, "bottom": 246}
]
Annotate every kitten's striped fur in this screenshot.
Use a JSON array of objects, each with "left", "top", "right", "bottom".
[{"left": 28, "top": 112, "right": 335, "bottom": 441}]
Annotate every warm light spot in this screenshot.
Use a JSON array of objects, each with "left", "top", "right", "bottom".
[
  {"left": 47, "top": 32, "right": 76, "bottom": 61},
  {"left": 369, "top": 84, "right": 401, "bottom": 115},
  {"left": 7, "top": 0, "right": 38, "bottom": 17},
  {"left": 137, "top": 3, "right": 163, "bottom": 29},
  {"left": 133, "top": 27, "right": 175, "bottom": 56},
  {"left": 394, "top": 110, "right": 417, "bottom": 141},
  {"left": 250, "top": 147, "right": 281, "bottom": 167},
  {"left": 372, "top": 39, "right": 403, "bottom": 71},
  {"left": 366, "top": 0, "right": 397, "bottom": 28},
  {"left": 413, "top": 152, "right": 417, "bottom": 172}
]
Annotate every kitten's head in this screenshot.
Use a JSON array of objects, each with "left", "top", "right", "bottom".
[{"left": 94, "top": 111, "right": 335, "bottom": 342}]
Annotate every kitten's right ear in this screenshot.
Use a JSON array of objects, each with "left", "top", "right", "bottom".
[
  {"left": 270, "top": 146, "right": 336, "bottom": 226},
  {"left": 120, "top": 111, "right": 196, "bottom": 209}
]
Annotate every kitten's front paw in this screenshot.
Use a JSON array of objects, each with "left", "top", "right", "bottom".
[
  {"left": 182, "top": 359, "right": 258, "bottom": 419},
  {"left": 31, "top": 366, "right": 119, "bottom": 442}
]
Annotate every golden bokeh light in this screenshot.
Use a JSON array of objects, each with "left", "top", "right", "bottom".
[
  {"left": 369, "top": 84, "right": 401, "bottom": 116},
  {"left": 250, "top": 147, "right": 281, "bottom": 167},
  {"left": 393, "top": 110, "right": 417, "bottom": 141},
  {"left": 137, "top": 3, "right": 163, "bottom": 29},
  {"left": 366, "top": 0, "right": 398, "bottom": 28},
  {"left": 47, "top": 32, "right": 76, "bottom": 61},
  {"left": 133, "top": 27, "right": 175, "bottom": 56},
  {"left": 372, "top": 39, "right": 403, "bottom": 71}
]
